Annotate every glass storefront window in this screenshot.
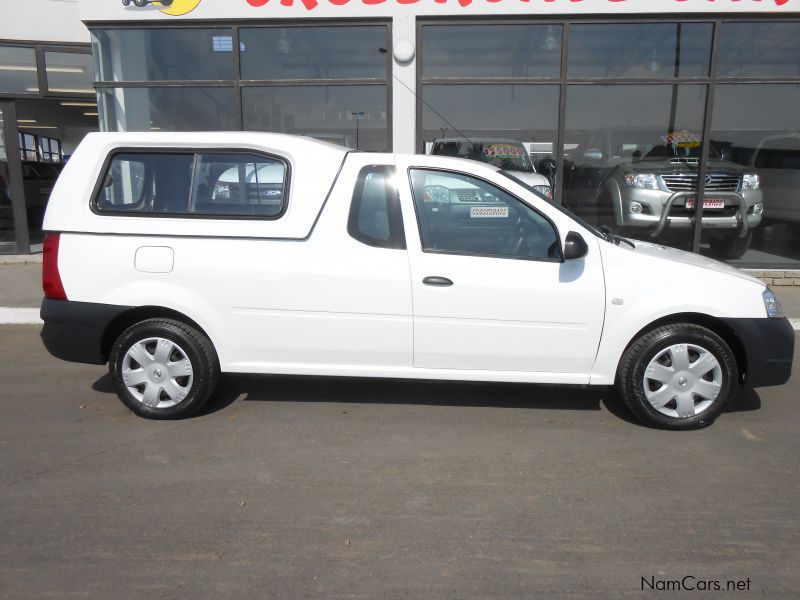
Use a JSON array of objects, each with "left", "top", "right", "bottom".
[
  {"left": 700, "top": 84, "right": 800, "bottom": 267},
  {"left": 242, "top": 86, "right": 389, "bottom": 151},
  {"left": 568, "top": 23, "right": 712, "bottom": 78},
  {"left": 44, "top": 52, "right": 93, "bottom": 95},
  {"left": 0, "top": 46, "right": 39, "bottom": 94},
  {"left": 420, "top": 84, "right": 559, "bottom": 182},
  {"left": 0, "top": 108, "right": 16, "bottom": 248},
  {"left": 562, "top": 85, "right": 706, "bottom": 253},
  {"left": 718, "top": 22, "right": 800, "bottom": 78},
  {"left": 239, "top": 26, "right": 388, "bottom": 81},
  {"left": 421, "top": 25, "right": 562, "bottom": 79},
  {"left": 98, "top": 87, "right": 236, "bottom": 131},
  {"left": 91, "top": 29, "right": 235, "bottom": 82}
]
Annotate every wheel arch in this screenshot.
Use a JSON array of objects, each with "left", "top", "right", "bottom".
[
  {"left": 618, "top": 312, "right": 748, "bottom": 384},
  {"left": 100, "top": 306, "right": 214, "bottom": 364}
]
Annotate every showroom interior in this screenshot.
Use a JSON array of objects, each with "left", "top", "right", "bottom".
[{"left": 2, "top": 0, "right": 799, "bottom": 270}]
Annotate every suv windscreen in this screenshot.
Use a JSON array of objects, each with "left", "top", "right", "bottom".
[
  {"left": 605, "top": 130, "right": 723, "bottom": 162},
  {"left": 432, "top": 141, "right": 535, "bottom": 173}
]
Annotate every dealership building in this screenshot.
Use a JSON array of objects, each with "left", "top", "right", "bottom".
[{"left": 1, "top": 0, "right": 799, "bottom": 270}]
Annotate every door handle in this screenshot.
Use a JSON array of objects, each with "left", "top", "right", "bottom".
[{"left": 423, "top": 276, "right": 454, "bottom": 287}]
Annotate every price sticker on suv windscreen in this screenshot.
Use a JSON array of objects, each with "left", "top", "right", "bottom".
[
  {"left": 484, "top": 144, "right": 525, "bottom": 160},
  {"left": 470, "top": 206, "right": 509, "bottom": 218}
]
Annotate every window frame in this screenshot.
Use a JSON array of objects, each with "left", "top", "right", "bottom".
[
  {"left": 90, "top": 147, "right": 292, "bottom": 220},
  {"left": 348, "top": 165, "right": 406, "bottom": 250},
  {"left": 407, "top": 166, "right": 563, "bottom": 264}
]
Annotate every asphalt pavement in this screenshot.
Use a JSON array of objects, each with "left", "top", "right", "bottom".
[{"left": 1, "top": 324, "right": 798, "bottom": 598}]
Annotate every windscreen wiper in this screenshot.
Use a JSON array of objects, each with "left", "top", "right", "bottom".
[{"left": 599, "top": 225, "right": 636, "bottom": 249}]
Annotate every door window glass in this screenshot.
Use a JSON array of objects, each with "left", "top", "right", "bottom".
[
  {"left": 409, "top": 169, "right": 560, "bottom": 261},
  {"left": 348, "top": 165, "right": 405, "bottom": 249}
]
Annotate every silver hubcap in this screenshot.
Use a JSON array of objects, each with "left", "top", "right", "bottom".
[
  {"left": 643, "top": 343, "right": 723, "bottom": 419},
  {"left": 122, "top": 337, "right": 193, "bottom": 409}
]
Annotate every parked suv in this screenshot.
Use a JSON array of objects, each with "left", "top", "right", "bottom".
[
  {"left": 430, "top": 138, "right": 553, "bottom": 201},
  {"left": 566, "top": 128, "right": 763, "bottom": 259},
  {"left": 39, "top": 132, "right": 793, "bottom": 430}
]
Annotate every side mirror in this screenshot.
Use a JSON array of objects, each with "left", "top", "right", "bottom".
[{"left": 564, "top": 231, "right": 589, "bottom": 260}]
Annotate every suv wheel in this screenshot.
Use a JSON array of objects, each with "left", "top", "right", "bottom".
[
  {"left": 109, "top": 318, "right": 219, "bottom": 419},
  {"left": 708, "top": 231, "right": 752, "bottom": 260},
  {"left": 617, "top": 323, "right": 738, "bottom": 430},
  {"left": 133, "top": 0, "right": 148, "bottom": 6}
]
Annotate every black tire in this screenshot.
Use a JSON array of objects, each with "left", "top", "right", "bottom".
[
  {"left": 133, "top": 0, "right": 147, "bottom": 6},
  {"left": 617, "top": 323, "right": 738, "bottom": 430},
  {"left": 121, "top": 0, "right": 131, "bottom": 5},
  {"left": 708, "top": 231, "right": 752, "bottom": 260},
  {"left": 594, "top": 190, "right": 615, "bottom": 229},
  {"left": 160, "top": 0, "right": 173, "bottom": 5},
  {"left": 109, "top": 318, "right": 219, "bottom": 420}
]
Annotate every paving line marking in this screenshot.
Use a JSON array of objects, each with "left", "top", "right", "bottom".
[{"left": 0, "top": 308, "right": 42, "bottom": 325}]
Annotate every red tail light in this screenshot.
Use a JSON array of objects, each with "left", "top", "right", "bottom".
[{"left": 43, "top": 233, "right": 67, "bottom": 301}]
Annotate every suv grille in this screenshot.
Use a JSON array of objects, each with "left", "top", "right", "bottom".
[
  {"left": 661, "top": 174, "right": 741, "bottom": 192},
  {"left": 455, "top": 189, "right": 480, "bottom": 203}
]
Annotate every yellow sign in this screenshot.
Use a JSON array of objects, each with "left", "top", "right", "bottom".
[{"left": 160, "top": 0, "right": 202, "bottom": 16}]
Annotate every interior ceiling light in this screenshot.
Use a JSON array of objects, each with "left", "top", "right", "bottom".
[
  {"left": 17, "top": 119, "right": 37, "bottom": 123},
  {"left": 20, "top": 125, "right": 58, "bottom": 129},
  {"left": 49, "top": 88, "right": 94, "bottom": 94},
  {"left": 45, "top": 67, "right": 86, "bottom": 74},
  {"left": 84, "top": 112, "right": 98, "bottom": 116},
  {"left": 0, "top": 65, "right": 37, "bottom": 72},
  {"left": 60, "top": 101, "right": 97, "bottom": 107}
]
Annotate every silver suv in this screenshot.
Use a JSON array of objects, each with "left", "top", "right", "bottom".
[{"left": 566, "top": 128, "right": 763, "bottom": 259}]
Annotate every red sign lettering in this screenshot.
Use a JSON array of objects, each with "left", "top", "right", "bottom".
[{"left": 246, "top": 0, "right": 790, "bottom": 10}]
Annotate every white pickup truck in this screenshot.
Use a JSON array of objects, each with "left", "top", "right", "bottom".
[{"left": 40, "top": 132, "right": 793, "bottom": 429}]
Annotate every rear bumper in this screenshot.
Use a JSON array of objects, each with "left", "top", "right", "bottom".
[
  {"left": 40, "top": 299, "right": 129, "bottom": 365},
  {"left": 721, "top": 317, "right": 795, "bottom": 387}
]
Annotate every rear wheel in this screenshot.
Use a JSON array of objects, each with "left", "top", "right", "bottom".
[
  {"left": 109, "top": 318, "right": 219, "bottom": 419},
  {"left": 617, "top": 323, "right": 738, "bottom": 430}
]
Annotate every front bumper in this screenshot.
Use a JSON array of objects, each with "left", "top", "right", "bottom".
[
  {"left": 617, "top": 187, "right": 762, "bottom": 231},
  {"left": 40, "top": 299, "right": 129, "bottom": 365},
  {"left": 721, "top": 317, "right": 795, "bottom": 388}
]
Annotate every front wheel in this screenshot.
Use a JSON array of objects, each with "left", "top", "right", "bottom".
[
  {"left": 617, "top": 323, "right": 738, "bottom": 430},
  {"left": 109, "top": 318, "right": 219, "bottom": 419}
]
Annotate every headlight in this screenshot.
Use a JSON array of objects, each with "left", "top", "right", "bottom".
[
  {"left": 742, "top": 173, "right": 760, "bottom": 190},
  {"left": 763, "top": 288, "right": 784, "bottom": 318},
  {"left": 624, "top": 173, "right": 659, "bottom": 190},
  {"left": 533, "top": 185, "right": 552, "bottom": 200}
]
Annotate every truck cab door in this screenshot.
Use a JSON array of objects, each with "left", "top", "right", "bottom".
[{"left": 395, "top": 157, "right": 606, "bottom": 382}]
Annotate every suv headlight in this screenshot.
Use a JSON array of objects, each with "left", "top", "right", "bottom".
[
  {"left": 742, "top": 173, "right": 760, "bottom": 190},
  {"left": 763, "top": 288, "right": 784, "bottom": 318},
  {"left": 624, "top": 173, "right": 659, "bottom": 190},
  {"left": 533, "top": 185, "right": 552, "bottom": 200}
]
